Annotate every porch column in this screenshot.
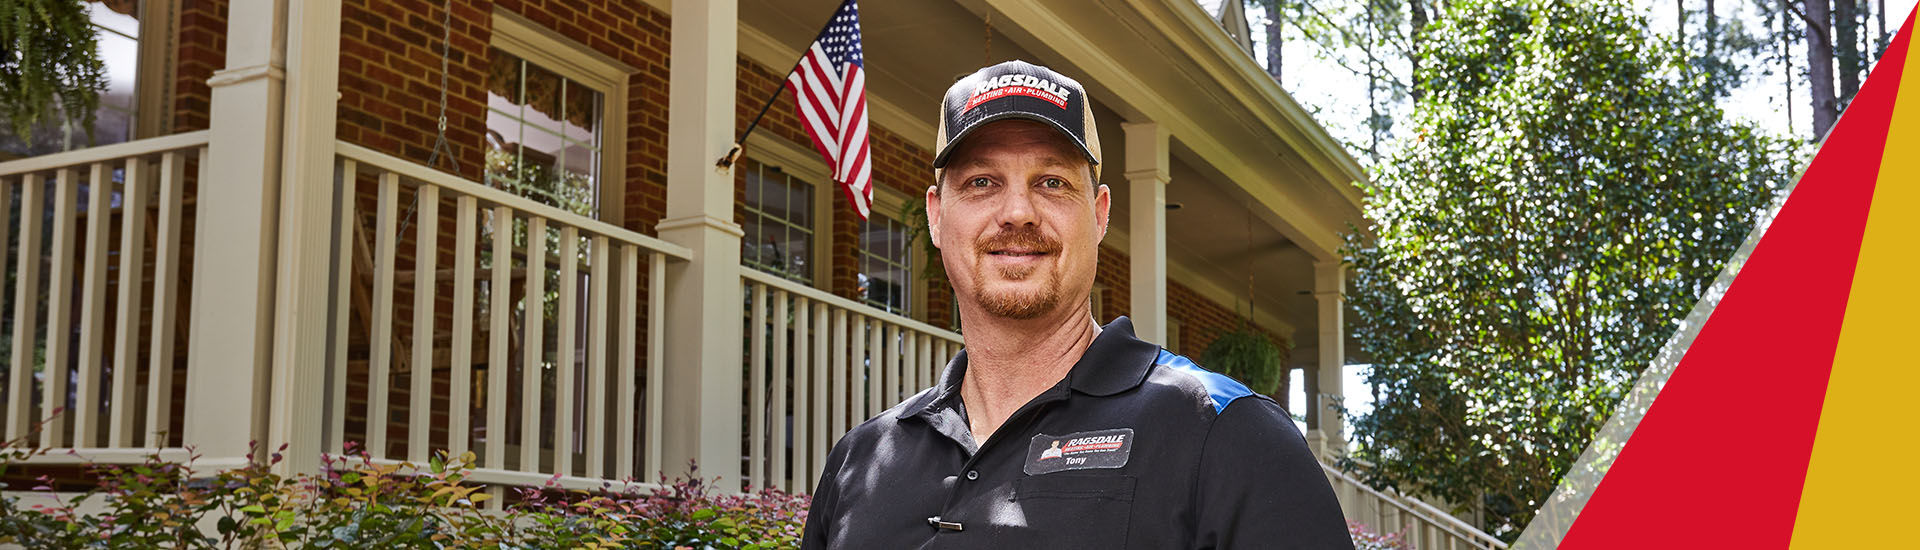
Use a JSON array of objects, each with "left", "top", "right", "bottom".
[
  {"left": 265, "top": 0, "right": 343, "bottom": 475},
  {"left": 1305, "top": 261, "right": 1345, "bottom": 459},
  {"left": 1122, "top": 122, "right": 1169, "bottom": 343},
  {"left": 183, "top": 0, "right": 293, "bottom": 470},
  {"left": 656, "top": 0, "right": 745, "bottom": 492}
]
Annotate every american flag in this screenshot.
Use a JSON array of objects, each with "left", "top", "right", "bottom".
[{"left": 786, "top": 0, "right": 872, "bottom": 220}]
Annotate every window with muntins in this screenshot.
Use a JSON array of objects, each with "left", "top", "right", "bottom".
[
  {"left": 859, "top": 212, "right": 911, "bottom": 315},
  {"left": 484, "top": 46, "right": 603, "bottom": 217},
  {"left": 740, "top": 160, "right": 815, "bottom": 285}
]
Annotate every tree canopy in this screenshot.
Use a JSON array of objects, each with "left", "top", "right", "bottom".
[{"left": 1340, "top": 0, "right": 1800, "bottom": 539}]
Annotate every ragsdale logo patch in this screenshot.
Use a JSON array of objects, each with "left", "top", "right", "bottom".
[
  {"left": 1024, "top": 428, "right": 1133, "bottom": 475},
  {"left": 962, "top": 73, "right": 1073, "bottom": 112}
]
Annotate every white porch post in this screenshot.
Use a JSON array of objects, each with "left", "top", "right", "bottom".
[
  {"left": 183, "top": 0, "right": 290, "bottom": 469},
  {"left": 267, "top": 0, "right": 342, "bottom": 475},
  {"left": 184, "top": 0, "right": 339, "bottom": 474},
  {"left": 1123, "top": 122, "right": 1169, "bottom": 343},
  {"left": 656, "top": 0, "right": 745, "bottom": 492},
  {"left": 1305, "top": 261, "right": 1346, "bottom": 458}
]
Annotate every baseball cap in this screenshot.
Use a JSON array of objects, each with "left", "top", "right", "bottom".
[{"left": 933, "top": 60, "right": 1101, "bottom": 179}]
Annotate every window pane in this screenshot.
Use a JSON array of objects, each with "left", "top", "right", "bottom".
[
  {"left": 0, "top": 0, "right": 141, "bottom": 157},
  {"left": 482, "top": 48, "right": 603, "bottom": 217},
  {"left": 738, "top": 160, "right": 813, "bottom": 285},
  {"left": 89, "top": 0, "right": 140, "bottom": 38},
  {"left": 91, "top": 5, "right": 138, "bottom": 147},
  {"left": 486, "top": 47, "right": 524, "bottom": 104},
  {"left": 859, "top": 212, "right": 911, "bottom": 314}
]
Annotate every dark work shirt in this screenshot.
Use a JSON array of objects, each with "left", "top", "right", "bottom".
[{"left": 800, "top": 317, "right": 1352, "bottom": 549}]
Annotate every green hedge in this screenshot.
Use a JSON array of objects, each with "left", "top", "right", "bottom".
[{"left": 0, "top": 439, "right": 806, "bottom": 549}]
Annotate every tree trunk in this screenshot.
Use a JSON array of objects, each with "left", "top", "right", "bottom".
[
  {"left": 1265, "top": 6, "right": 1284, "bottom": 81},
  {"left": 1677, "top": 0, "right": 1688, "bottom": 54},
  {"left": 1835, "top": 0, "right": 1861, "bottom": 103},
  {"left": 1410, "top": 0, "right": 1428, "bottom": 101},
  {"left": 1782, "top": 0, "right": 1797, "bottom": 136},
  {"left": 1803, "top": 0, "right": 1840, "bottom": 138},
  {"left": 1366, "top": 0, "right": 1380, "bottom": 163}
]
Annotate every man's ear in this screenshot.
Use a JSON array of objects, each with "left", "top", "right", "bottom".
[
  {"left": 1094, "top": 183, "right": 1111, "bottom": 241},
  {"left": 925, "top": 185, "right": 943, "bottom": 249}
]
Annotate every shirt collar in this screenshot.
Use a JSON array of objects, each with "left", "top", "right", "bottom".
[{"left": 899, "top": 316, "right": 1162, "bottom": 420}]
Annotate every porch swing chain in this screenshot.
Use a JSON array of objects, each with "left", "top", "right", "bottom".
[
  {"left": 1245, "top": 204, "right": 1254, "bottom": 328},
  {"left": 401, "top": 0, "right": 461, "bottom": 238}
]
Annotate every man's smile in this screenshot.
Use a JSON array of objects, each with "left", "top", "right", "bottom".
[{"left": 987, "top": 248, "right": 1050, "bottom": 259}]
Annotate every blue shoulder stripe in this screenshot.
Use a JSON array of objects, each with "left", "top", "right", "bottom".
[{"left": 1156, "top": 349, "right": 1254, "bottom": 415}]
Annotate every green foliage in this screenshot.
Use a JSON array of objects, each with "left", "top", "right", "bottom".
[
  {"left": 0, "top": 0, "right": 108, "bottom": 141},
  {"left": 1341, "top": 0, "right": 1799, "bottom": 540},
  {"left": 0, "top": 437, "right": 808, "bottom": 549},
  {"left": 1198, "top": 325, "right": 1286, "bottom": 396},
  {"left": 899, "top": 196, "right": 947, "bottom": 287}
]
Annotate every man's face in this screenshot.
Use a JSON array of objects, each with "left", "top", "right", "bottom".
[{"left": 928, "top": 119, "right": 1109, "bottom": 320}]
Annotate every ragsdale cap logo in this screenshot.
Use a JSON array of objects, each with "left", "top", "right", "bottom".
[
  {"left": 933, "top": 60, "right": 1101, "bottom": 178},
  {"left": 963, "top": 73, "right": 1074, "bottom": 111}
]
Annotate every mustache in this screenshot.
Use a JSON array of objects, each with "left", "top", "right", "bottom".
[{"left": 974, "top": 226, "right": 1062, "bottom": 255}]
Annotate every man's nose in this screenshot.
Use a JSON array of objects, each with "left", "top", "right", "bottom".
[{"left": 994, "top": 184, "right": 1038, "bottom": 228}]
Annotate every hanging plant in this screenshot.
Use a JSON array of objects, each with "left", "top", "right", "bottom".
[
  {"left": 1201, "top": 325, "right": 1285, "bottom": 396},
  {"left": 0, "top": 0, "right": 109, "bottom": 141},
  {"left": 1200, "top": 203, "right": 1289, "bottom": 396},
  {"left": 900, "top": 195, "right": 948, "bottom": 286}
]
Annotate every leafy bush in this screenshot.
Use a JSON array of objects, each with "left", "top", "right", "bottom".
[{"left": 0, "top": 437, "right": 806, "bottom": 549}]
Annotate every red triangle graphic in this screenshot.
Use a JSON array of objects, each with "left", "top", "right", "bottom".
[{"left": 1556, "top": 13, "right": 1912, "bottom": 548}]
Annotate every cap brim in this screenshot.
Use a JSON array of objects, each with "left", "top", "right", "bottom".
[{"left": 932, "top": 111, "right": 1100, "bottom": 169}]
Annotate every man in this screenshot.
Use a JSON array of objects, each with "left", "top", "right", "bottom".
[{"left": 800, "top": 61, "right": 1351, "bottom": 549}]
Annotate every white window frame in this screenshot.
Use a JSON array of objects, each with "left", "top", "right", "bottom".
[
  {"left": 740, "top": 132, "right": 928, "bottom": 319},
  {"left": 741, "top": 132, "right": 835, "bottom": 289},
  {"left": 859, "top": 190, "right": 914, "bottom": 316},
  {"left": 488, "top": 9, "right": 634, "bottom": 224}
]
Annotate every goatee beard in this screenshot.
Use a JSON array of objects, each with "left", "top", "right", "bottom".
[{"left": 972, "top": 226, "right": 1063, "bottom": 320}]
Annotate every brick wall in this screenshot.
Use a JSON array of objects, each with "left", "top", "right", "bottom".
[
  {"left": 334, "top": 0, "right": 673, "bottom": 234},
  {"left": 173, "top": 0, "right": 227, "bottom": 132}
]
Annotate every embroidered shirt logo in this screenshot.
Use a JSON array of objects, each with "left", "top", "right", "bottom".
[{"left": 1025, "top": 428, "right": 1133, "bottom": 475}]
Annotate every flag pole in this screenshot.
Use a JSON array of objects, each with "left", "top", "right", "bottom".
[
  {"left": 718, "top": 0, "right": 855, "bottom": 171},
  {"left": 716, "top": 77, "right": 790, "bottom": 170}
]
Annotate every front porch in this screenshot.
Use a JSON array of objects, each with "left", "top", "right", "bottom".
[{"left": 0, "top": 0, "right": 1502, "bottom": 547}]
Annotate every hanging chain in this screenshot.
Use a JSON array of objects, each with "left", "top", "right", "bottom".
[
  {"left": 403, "top": 0, "right": 461, "bottom": 238},
  {"left": 1245, "top": 204, "right": 1255, "bottom": 326},
  {"left": 426, "top": 0, "right": 459, "bottom": 174},
  {"left": 983, "top": 12, "right": 993, "bottom": 66}
]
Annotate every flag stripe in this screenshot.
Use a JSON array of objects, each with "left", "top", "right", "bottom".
[{"left": 783, "top": 0, "right": 872, "bottom": 220}]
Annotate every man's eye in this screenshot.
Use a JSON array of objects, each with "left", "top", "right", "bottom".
[
  {"left": 1041, "top": 177, "right": 1066, "bottom": 189},
  {"left": 968, "top": 177, "right": 992, "bottom": 188}
]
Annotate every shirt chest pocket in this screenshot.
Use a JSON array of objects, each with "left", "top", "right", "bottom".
[{"left": 1010, "top": 475, "right": 1136, "bottom": 548}]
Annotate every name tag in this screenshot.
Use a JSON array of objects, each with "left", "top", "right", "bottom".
[{"left": 1024, "top": 428, "right": 1134, "bottom": 475}]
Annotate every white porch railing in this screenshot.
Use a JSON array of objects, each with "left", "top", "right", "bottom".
[
  {"left": 1, "top": 131, "right": 207, "bottom": 459},
  {"left": 1321, "top": 461, "right": 1509, "bottom": 549},
  {"left": 331, "top": 142, "right": 690, "bottom": 497},
  {"left": 741, "top": 270, "right": 963, "bottom": 492}
]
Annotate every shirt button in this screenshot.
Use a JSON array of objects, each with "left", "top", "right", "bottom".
[{"left": 966, "top": 470, "right": 979, "bottom": 480}]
